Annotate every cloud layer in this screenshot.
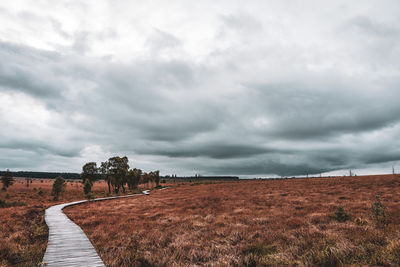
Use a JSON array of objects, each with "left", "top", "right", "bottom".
[{"left": 1, "top": 0, "right": 400, "bottom": 176}]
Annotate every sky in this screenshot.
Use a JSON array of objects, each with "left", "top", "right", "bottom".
[{"left": 1, "top": 0, "right": 400, "bottom": 177}]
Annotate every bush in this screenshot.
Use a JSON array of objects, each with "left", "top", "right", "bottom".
[
  {"left": 242, "top": 243, "right": 277, "bottom": 256},
  {"left": 130, "top": 188, "right": 142, "bottom": 194},
  {"left": 0, "top": 199, "right": 6, "bottom": 208},
  {"left": 83, "top": 180, "right": 92, "bottom": 195},
  {"left": 371, "top": 195, "right": 389, "bottom": 228},
  {"left": 38, "top": 188, "right": 44, "bottom": 196},
  {"left": 355, "top": 217, "right": 368, "bottom": 226},
  {"left": 0, "top": 199, "right": 26, "bottom": 208},
  {"left": 331, "top": 206, "right": 351, "bottom": 222},
  {"left": 86, "top": 192, "right": 94, "bottom": 200},
  {"left": 1, "top": 170, "right": 14, "bottom": 190},
  {"left": 51, "top": 177, "right": 66, "bottom": 200}
]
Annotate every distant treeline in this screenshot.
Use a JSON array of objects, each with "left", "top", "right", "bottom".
[
  {"left": 163, "top": 175, "right": 239, "bottom": 180},
  {"left": 0, "top": 171, "right": 80, "bottom": 180},
  {"left": 0, "top": 171, "right": 239, "bottom": 181}
]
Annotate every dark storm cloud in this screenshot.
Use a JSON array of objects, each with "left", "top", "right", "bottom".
[
  {"left": 2, "top": 37, "right": 400, "bottom": 175},
  {"left": 0, "top": 140, "right": 79, "bottom": 158},
  {"left": 0, "top": 149, "right": 40, "bottom": 169},
  {"left": 245, "top": 82, "right": 400, "bottom": 140},
  {"left": 138, "top": 143, "right": 278, "bottom": 159},
  {"left": 0, "top": 42, "right": 63, "bottom": 98},
  {"left": 205, "top": 159, "right": 332, "bottom": 177}
]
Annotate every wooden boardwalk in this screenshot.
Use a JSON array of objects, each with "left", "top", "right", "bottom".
[{"left": 42, "top": 194, "right": 143, "bottom": 267}]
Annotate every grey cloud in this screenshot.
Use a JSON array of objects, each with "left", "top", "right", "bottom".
[
  {"left": 138, "top": 143, "right": 278, "bottom": 159},
  {"left": 219, "top": 13, "right": 263, "bottom": 33},
  {"left": 0, "top": 148, "right": 39, "bottom": 169},
  {"left": 51, "top": 19, "right": 71, "bottom": 39},
  {"left": 0, "top": 140, "right": 80, "bottom": 158},
  {"left": 2, "top": 2, "right": 400, "bottom": 176},
  {"left": 147, "top": 29, "right": 182, "bottom": 52},
  {"left": 243, "top": 81, "right": 400, "bottom": 140},
  {"left": 0, "top": 41, "right": 64, "bottom": 98},
  {"left": 206, "top": 159, "right": 332, "bottom": 177},
  {"left": 2, "top": 37, "right": 400, "bottom": 176},
  {"left": 345, "top": 16, "right": 400, "bottom": 38},
  {"left": 71, "top": 31, "right": 90, "bottom": 54}
]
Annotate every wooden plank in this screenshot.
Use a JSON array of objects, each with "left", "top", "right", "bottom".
[{"left": 42, "top": 193, "right": 145, "bottom": 266}]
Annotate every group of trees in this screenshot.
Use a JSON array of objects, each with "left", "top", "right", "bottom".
[{"left": 81, "top": 156, "right": 160, "bottom": 195}]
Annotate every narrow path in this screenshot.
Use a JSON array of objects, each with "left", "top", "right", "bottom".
[{"left": 42, "top": 194, "right": 144, "bottom": 267}]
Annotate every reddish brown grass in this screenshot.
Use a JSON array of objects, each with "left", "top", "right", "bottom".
[
  {"left": 64, "top": 175, "right": 400, "bottom": 266},
  {"left": 0, "top": 178, "right": 112, "bottom": 266}
]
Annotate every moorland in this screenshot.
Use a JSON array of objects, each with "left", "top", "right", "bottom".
[
  {"left": 65, "top": 175, "right": 400, "bottom": 266},
  {"left": 1, "top": 175, "right": 400, "bottom": 266}
]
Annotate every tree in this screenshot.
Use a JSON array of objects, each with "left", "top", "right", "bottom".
[
  {"left": 83, "top": 180, "right": 93, "bottom": 199},
  {"left": 51, "top": 176, "right": 66, "bottom": 200},
  {"left": 1, "top": 169, "right": 14, "bottom": 190},
  {"left": 154, "top": 170, "right": 160, "bottom": 187},
  {"left": 81, "top": 162, "right": 99, "bottom": 185},
  {"left": 371, "top": 195, "right": 389, "bottom": 228},
  {"left": 108, "top": 156, "right": 129, "bottom": 194},
  {"left": 141, "top": 172, "right": 150, "bottom": 189},
  {"left": 100, "top": 161, "right": 112, "bottom": 193},
  {"left": 84, "top": 180, "right": 92, "bottom": 195},
  {"left": 127, "top": 168, "right": 142, "bottom": 190}
]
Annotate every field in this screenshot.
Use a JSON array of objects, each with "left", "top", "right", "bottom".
[
  {"left": 64, "top": 175, "right": 400, "bottom": 266},
  {"left": 0, "top": 178, "right": 111, "bottom": 266},
  {"left": 1, "top": 175, "right": 400, "bottom": 266}
]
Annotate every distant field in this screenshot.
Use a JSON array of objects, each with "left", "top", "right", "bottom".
[{"left": 64, "top": 175, "right": 400, "bottom": 266}]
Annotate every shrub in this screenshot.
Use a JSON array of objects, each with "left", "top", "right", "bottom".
[
  {"left": 355, "top": 217, "right": 368, "bottom": 226},
  {"left": 387, "top": 241, "right": 400, "bottom": 265},
  {"left": 1, "top": 170, "right": 14, "bottom": 190},
  {"left": 38, "top": 188, "right": 44, "bottom": 196},
  {"left": 242, "top": 243, "right": 277, "bottom": 256},
  {"left": 371, "top": 195, "right": 389, "bottom": 228},
  {"left": 86, "top": 192, "right": 94, "bottom": 200},
  {"left": 130, "top": 188, "right": 142, "bottom": 194},
  {"left": 51, "top": 176, "right": 66, "bottom": 200},
  {"left": 83, "top": 180, "right": 92, "bottom": 195},
  {"left": 331, "top": 206, "right": 351, "bottom": 222},
  {"left": 309, "top": 245, "right": 346, "bottom": 266},
  {"left": 0, "top": 199, "right": 26, "bottom": 208}
]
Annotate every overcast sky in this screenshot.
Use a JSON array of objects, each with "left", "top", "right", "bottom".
[{"left": 1, "top": 0, "right": 400, "bottom": 177}]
